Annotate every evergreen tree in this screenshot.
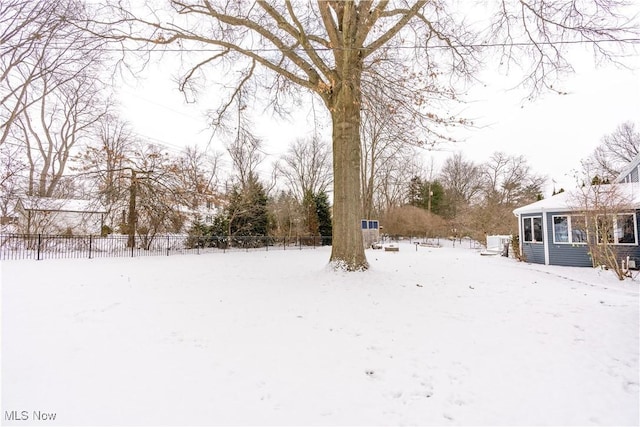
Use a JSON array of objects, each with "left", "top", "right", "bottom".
[
  {"left": 227, "top": 174, "right": 269, "bottom": 236},
  {"left": 407, "top": 176, "right": 445, "bottom": 214},
  {"left": 314, "top": 191, "right": 333, "bottom": 245},
  {"left": 408, "top": 176, "right": 424, "bottom": 207}
]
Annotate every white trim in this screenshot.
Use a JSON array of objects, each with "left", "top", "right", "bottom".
[{"left": 542, "top": 210, "right": 550, "bottom": 265}]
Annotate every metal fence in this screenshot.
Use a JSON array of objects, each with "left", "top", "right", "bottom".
[{"left": 0, "top": 234, "right": 332, "bottom": 261}]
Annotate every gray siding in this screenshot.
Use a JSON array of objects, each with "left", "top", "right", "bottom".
[
  {"left": 521, "top": 213, "right": 545, "bottom": 264},
  {"left": 546, "top": 211, "right": 592, "bottom": 267},
  {"left": 545, "top": 210, "right": 640, "bottom": 267},
  {"left": 522, "top": 242, "right": 545, "bottom": 264},
  {"left": 620, "top": 166, "right": 639, "bottom": 183}
]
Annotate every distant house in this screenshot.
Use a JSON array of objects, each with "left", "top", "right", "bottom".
[
  {"left": 15, "top": 197, "right": 107, "bottom": 235},
  {"left": 616, "top": 154, "right": 640, "bottom": 184},
  {"left": 180, "top": 196, "right": 225, "bottom": 231},
  {"left": 512, "top": 183, "right": 640, "bottom": 268}
]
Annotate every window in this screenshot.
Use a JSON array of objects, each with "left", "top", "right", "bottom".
[
  {"left": 596, "top": 215, "right": 612, "bottom": 244},
  {"left": 553, "top": 216, "right": 568, "bottom": 243},
  {"left": 571, "top": 215, "right": 587, "bottom": 243},
  {"left": 553, "top": 215, "right": 587, "bottom": 244},
  {"left": 368, "top": 220, "right": 379, "bottom": 230},
  {"left": 523, "top": 217, "right": 543, "bottom": 243},
  {"left": 533, "top": 217, "right": 543, "bottom": 242},
  {"left": 361, "top": 220, "right": 368, "bottom": 230},
  {"left": 596, "top": 213, "right": 637, "bottom": 245},
  {"left": 616, "top": 214, "right": 637, "bottom": 244}
]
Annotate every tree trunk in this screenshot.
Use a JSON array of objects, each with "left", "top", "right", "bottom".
[{"left": 329, "top": 78, "right": 368, "bottom": 271}]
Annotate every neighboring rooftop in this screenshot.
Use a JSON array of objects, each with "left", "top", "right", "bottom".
[{"left": 17, "top": 196, "right": 107, "bottom": 214}]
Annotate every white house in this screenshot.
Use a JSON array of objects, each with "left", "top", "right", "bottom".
[{"left": 15, "top": 197, "right": 107, "bottom": 235}]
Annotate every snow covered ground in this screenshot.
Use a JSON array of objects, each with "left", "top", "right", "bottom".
[{"left": 2, "top": 240, "right": 638, "bottom": 426}]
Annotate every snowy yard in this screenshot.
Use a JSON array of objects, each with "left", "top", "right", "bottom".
[{"left": 2, "top": 240, "right": 638, "bottom": 426}]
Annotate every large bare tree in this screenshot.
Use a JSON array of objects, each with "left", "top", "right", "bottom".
[
  {"left": 0, "top": 142, "right": 27, "bottom": 222},
  {"left": 276, "top": 136, "right": 332, "bottom": 203},
  {"left": 14, "top": 70, "right": 106, "bottom": 198},
  {"left": 587, "top": 121, "right": 640, "bottom": 181},
  {"left": 172, "top": 145, "right": 223, "bottom": 210},
  {"left": 481, "top": 152, "right": 547, "bottom": 206},
  {"left": 86, "top": 0, "right": 636, "bottom": 270},
  {"left": 77, "top": 113, "right": 137, "bottom": 227},
  {"left": 360, "top": 91, "right": 421, "bottom": 220},
  {"left": 0, "top": 0, "right": 108, "bottom": 147},
  {"left": 439, "top": 152, "right": 484, "bottom": 217}
]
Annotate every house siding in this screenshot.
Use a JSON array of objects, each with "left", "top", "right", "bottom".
[
  {"left": 545, "top": 211, "right": 593, "bottom": 267},
  {"left": 522, "top": 242, "right": 545, "bottom": 264},
  {"left": 619, "top": 166, "right": 640, "bottom": 183},
  {"left": 520, "top": 213, "right": 545, "bottom": 264},
  {"left": 545, "top": 210, "right": 640, "bottom": 267}
]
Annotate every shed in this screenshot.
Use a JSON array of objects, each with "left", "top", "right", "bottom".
[{"left": 361, "top": 219, "right": 380, "bottom": 248}]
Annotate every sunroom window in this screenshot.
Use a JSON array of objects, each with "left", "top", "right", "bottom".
[
  {"left": 597, "top": 213, "right": 637, "bottom": 245},
  {"left": 571, "top": 215, "right": 587, "bottom": 243},
  {"left": 617, "top": 214, "right": 636, "bottom": 244},
  {"left": 553, "top": 215, "right": 587, "bottom": 244},
  {"left": 523, "top": 217, "right": 543, "bottom": 243},
  {"left": 553, "top": 216, "right": 569, "bottom": 242}
]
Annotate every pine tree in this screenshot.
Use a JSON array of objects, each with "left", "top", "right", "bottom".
[
  {"left": 227, "top": 174, "right": 269, "bottom": 237},
  {"left": 314, "top": 191, "right": 333, "bottom": 246},
  {"left": 408, "top": 176, "right": 445, "bottom": 214}
]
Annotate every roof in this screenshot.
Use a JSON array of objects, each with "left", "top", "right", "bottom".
[
  {"left": 17, "top": 197, "right": 107, "bottom": 214},
  {"left": 513, "top": 183, "right": 640, "bottom": 216},
  {"left": 615, "top": 152, "right": 640, "bottom": 183}
]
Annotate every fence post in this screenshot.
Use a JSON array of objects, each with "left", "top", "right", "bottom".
[
  {"left": 37, "top": 234, "right": 42, "bottom": 260},
  {"left": 89, "top": 235, "right": 93, "bottom": 259},
  {"left": 167, "top": 235, "right": 170, "bottom": 256}
]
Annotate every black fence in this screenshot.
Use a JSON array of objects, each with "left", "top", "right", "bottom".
[{"left": 0, "top": 234, "right": 332, "bottom": 261}]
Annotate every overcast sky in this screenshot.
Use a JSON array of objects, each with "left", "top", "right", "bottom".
[{"left": 118, "top": 45, "right": 640, "bottom": 198}]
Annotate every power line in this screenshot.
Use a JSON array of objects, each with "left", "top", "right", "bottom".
[{"left": 25, "top": 37, "right": 640, "bottom": 53}]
